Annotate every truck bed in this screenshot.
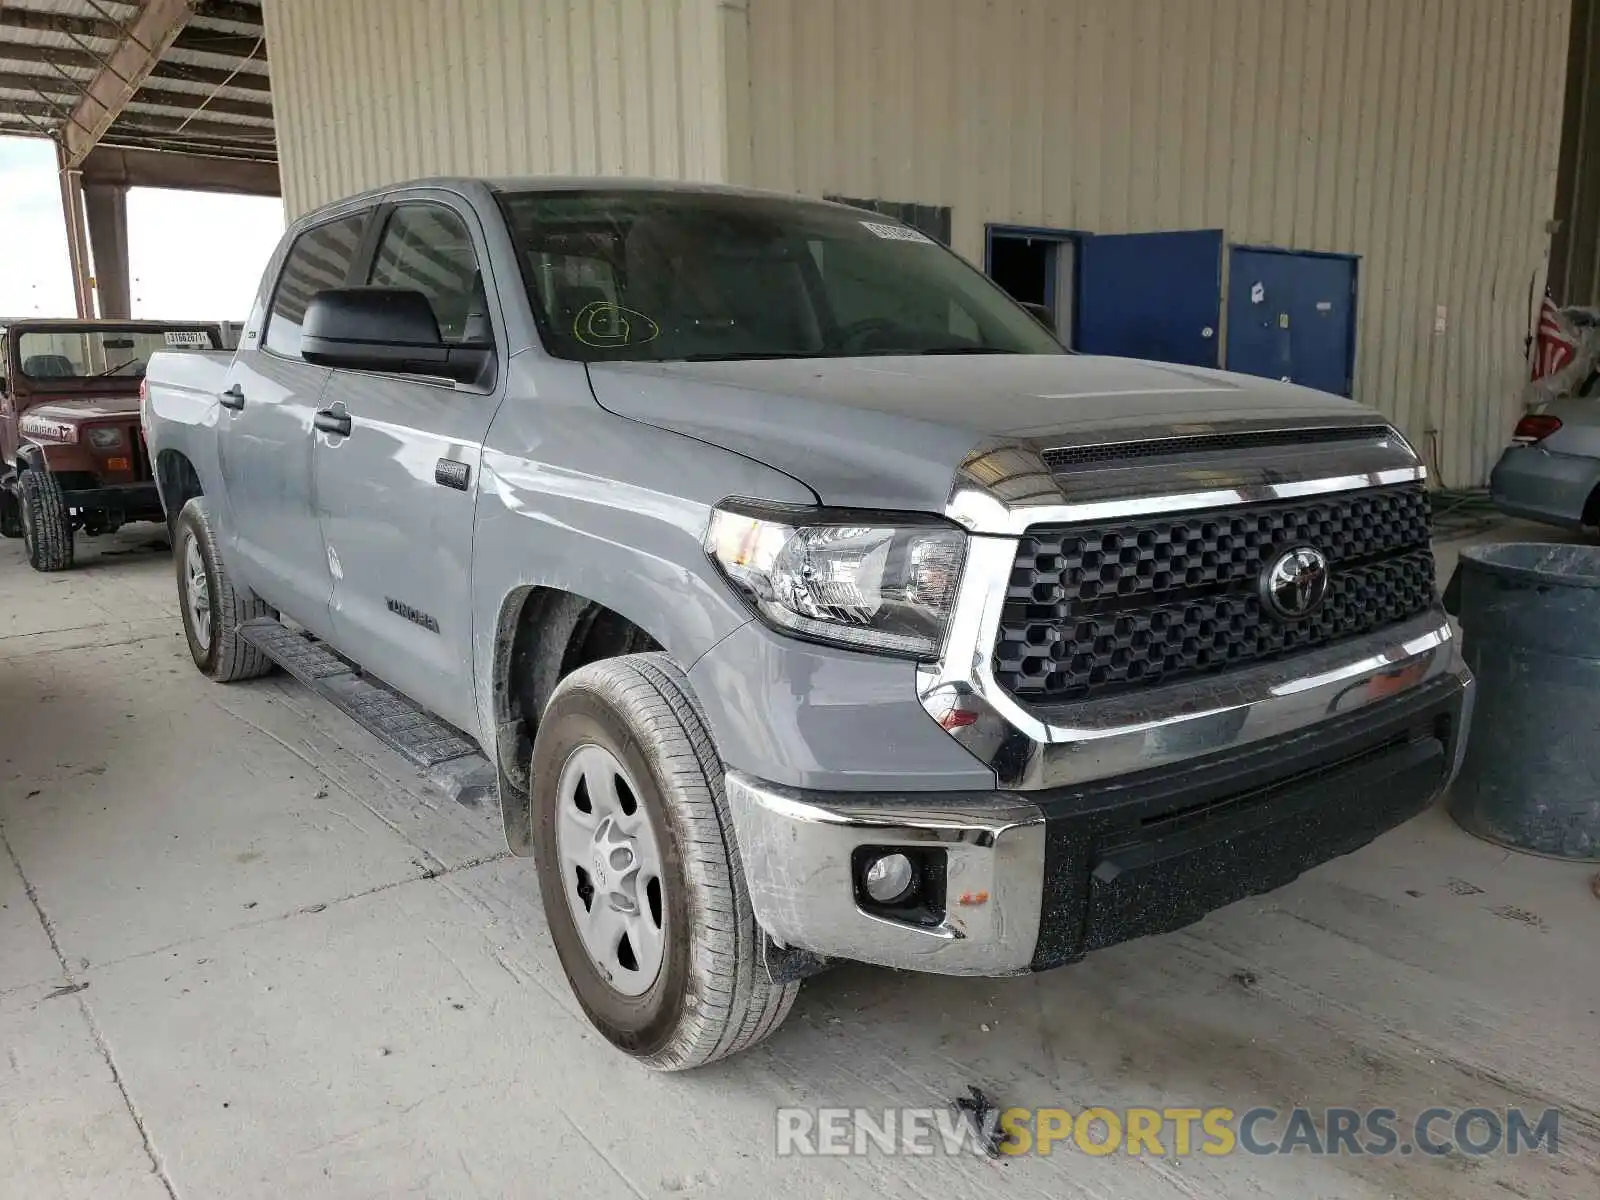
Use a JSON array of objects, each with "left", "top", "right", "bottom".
[{"left": 142, "top": 349, "right": 237, "bottom": 517}]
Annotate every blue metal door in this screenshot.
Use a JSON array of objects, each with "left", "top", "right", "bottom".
[
  {"left": 1075, "top": 230, "right": 1223, "bottom": 366},
  {"left": 1227, "top": 248, "right": 1357, "bottom": 396}
]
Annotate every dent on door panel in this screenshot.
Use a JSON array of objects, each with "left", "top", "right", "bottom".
[{"left": 313, "top": 369, "right": 492, "bottom": 735}]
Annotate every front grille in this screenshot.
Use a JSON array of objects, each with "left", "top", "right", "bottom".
[
  {"left": 993, "top": 483, "right": 1435, "bottom": 702},
  {"left": 1040, "top": 424, "right": 1394, "bottom": 471}
]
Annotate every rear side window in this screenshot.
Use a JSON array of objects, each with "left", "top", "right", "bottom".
[
  {"left": 368, "top": 205, "right": 489, "bottom": 344},
  {"left": 264, "top": 213, "right": 369, "bottom": 359}
]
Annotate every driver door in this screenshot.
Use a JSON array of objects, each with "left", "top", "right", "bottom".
[{"left": 311, "top": 198, "right": 504, "bottom": 732}]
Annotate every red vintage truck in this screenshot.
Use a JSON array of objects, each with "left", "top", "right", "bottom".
[{"left": 0, "top": 318, "right": 224, "bottom": 570}]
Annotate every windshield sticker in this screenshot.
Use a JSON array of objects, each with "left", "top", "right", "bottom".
[
  {"left": 164, "top": 330, "right": 210, "bottom": 348},
  {"left": 573, "top": 302, "right": 660, "bottom": 348},
  {"left": 860, "top": 220, "right": 934, "bottom": 245}
]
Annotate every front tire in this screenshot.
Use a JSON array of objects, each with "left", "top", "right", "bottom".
[
  {"left": 19, "top": 470, "right": 73, "bottom": 571},
  {"left": 174, "top": 498, "right": 274, "bottom": 682},
  {"left": 532, "top": 654, "right": 799, "bottom": 1070}
]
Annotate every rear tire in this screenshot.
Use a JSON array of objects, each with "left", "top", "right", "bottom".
[
  {"left": 19, "top": 470, "right": 73, "bottom": 571},
  {"left": 0, "top": 485, "right": 22, "bottom": 539},
  {"left": 174, "top": 498, "right": 274, "bottom": 682},
  {"left": 531, "top": 653, "right": 799, "bottom": 1070}
]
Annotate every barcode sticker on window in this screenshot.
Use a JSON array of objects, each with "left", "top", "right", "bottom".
[
  {"left": 164, "top": 331, "right": 210, "bottom": 347},
  {"left": 860, "top": 220, "right": 934, "bottom": 245}
]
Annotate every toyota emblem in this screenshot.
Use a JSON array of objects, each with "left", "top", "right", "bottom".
[{"left": 1262, "top": 546, "right": 1330, "bottom": 620}]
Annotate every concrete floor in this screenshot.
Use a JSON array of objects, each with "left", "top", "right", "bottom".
[{"left": 1, "top": 521, "right": 1596, "bottom": 1200}]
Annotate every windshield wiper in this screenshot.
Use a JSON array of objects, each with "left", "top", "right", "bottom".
[{"left": 95, "top": 357, "right": 141, "bottom": 376}]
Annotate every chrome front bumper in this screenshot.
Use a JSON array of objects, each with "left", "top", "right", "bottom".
[
  {"left": 725, "top": 775, "right": 1048, "bottom": 974},
  {"left": 727, "top": 660, "right": 1472, "bottom": 976}
]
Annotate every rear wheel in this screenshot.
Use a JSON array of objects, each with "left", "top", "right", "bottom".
[
  {"left": 532, "top": 654, "right": 799, "bottom": 1070},
  {"left": 174, "top": 498, "right": 274, "bottom": 681},
  {"left": 19, "top": 470, "right": 73, "bottom": 571},
  {"left": 0, "top": 485, "right": 22, "bottom": 539}
]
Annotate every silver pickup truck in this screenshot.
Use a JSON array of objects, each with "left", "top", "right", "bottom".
[{"left": 144, "top": 178, "right": 1474, "bottom": 1070}]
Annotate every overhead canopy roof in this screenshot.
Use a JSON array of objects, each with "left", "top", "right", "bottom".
[{"left": 0, "top": 0, "right": 275, "bottom": 184}]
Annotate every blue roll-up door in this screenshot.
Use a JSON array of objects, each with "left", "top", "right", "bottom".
[{"left": 1075, "top": 229, "right": 1224, "bottom": 366}]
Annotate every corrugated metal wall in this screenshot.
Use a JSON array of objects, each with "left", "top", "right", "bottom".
[
  {"left": 738, "top": 0, "right": 1573, "bottom": 487},
  {"left": 262, "top": 0, "right": 732, "bottom": 218}
]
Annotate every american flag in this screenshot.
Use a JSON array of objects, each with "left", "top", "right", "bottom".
[{"left": 1532, "top": 290, "right": 1576, "bottom": 379}]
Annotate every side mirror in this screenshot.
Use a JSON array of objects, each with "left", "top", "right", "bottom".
[
  {"left": 301, "top": 288, "right": 491, "bottom": 384},
  {"left": 1018, "top": 301, "right": 1057, "bottom": 335}
]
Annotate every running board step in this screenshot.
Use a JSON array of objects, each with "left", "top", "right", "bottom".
[{"left": 238, "top": 619, "right": 496, "bottom": 806}]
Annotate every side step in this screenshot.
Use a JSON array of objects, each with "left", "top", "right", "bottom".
[{"left": 238, "top": 618, "right": 496, "bottom": 806}]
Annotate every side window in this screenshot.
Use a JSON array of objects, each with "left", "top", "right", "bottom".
[
  {"left": 368, "top": 205, "right": 488, "bottom": 344},
  {"left": 264, "top": 213, "right": 369, "bottom": 359}
]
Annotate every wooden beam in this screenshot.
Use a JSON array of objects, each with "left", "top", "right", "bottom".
[
  {"left": 62, "top": 0, "right": 200, "bottom": 169},
  {"left": 0, "top": 41, "right": 271, "bottom": 92}
]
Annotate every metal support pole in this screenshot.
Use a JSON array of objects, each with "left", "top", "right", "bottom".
[
  {"left": 56, "top": 143, "right": 95, "bottom": 318},
  {"left": 83, "top": 183, "right": 131, "bottom": 319}
]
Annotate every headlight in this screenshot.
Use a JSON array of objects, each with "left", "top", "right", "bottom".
[
  {"left": 706, "top": 503, "right": 967, "bottom": 656},
  {"left": 87, "top": 427, "right": 124, "bottom": 451}
]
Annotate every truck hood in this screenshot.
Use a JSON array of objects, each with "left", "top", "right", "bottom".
[
  {"left": 585, "top": 354, "right": 1375, "bottom": 510},
  {"left": 21, "top": 395, "right": 141, "bottom": 423}
]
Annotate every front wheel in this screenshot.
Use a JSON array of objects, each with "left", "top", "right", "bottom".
[
  {"left": 19, "top": 470, "right": 73, "bottom": 571},
  {"left": 532, "top": 654, "right": 799, "bottom": 1070},
  {"left": 174, "top": 498, "right": 275, "bottom": 681}
]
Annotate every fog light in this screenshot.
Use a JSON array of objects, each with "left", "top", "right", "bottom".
[{"left": 862, "top": 852, "right": 917, "bottom": 905}]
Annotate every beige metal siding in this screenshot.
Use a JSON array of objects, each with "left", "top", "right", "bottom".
[
  {"left": 738, "top": 0, "right": 1572, "bottom": 487},
  {"left": 262, "top": 0, "right": 732, "bottom": 219}
]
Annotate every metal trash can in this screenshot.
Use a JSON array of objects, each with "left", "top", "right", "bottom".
[{"left": 1445, "top": 542, "right": 1600, "bottom": 860}]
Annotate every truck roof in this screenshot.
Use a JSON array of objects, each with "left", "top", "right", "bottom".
[
  {"left": 5, "top": 318, "right": 221, "bottom": 332},
  {"left": 295, "top": 175, "right": 860, "bottom": 222}
]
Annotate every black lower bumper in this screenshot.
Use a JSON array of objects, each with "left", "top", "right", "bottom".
[
  {"left": 1030, "top": 677, "right": 1465, "bottom": 970},
  {"left": 60, "top": 482, "right": 162, "bottom": 514}
]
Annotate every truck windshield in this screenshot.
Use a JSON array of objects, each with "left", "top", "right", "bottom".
[
  {"left": 496, "top": 189, "right": 1064, "bottom": 363},
  {"left": 16, "top": 327, "right": 218, "bottom": 380}
]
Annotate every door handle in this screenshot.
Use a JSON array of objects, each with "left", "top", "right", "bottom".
[
  {"left": 218, "top": 384, "right": 245, "bottom": 410},
  {"left": 435, "top": 458, "right": 470, "bottom": 491},
  {"left": 313, "top": 409, "right": 351, "bottom": 437}
]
